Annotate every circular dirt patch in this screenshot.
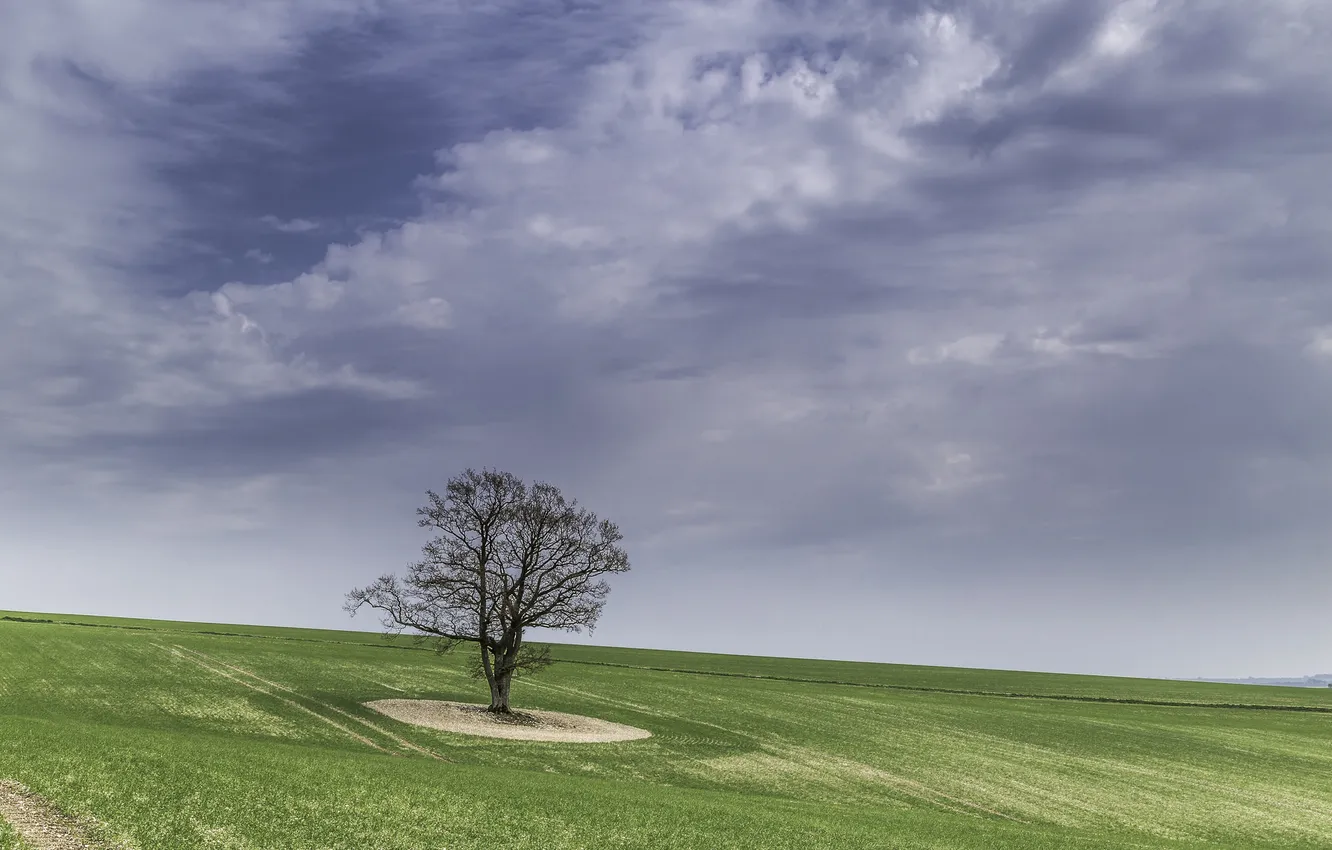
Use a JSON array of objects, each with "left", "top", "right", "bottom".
[{"left": 365, "top": 699, "right": 652, "bottom": 743}]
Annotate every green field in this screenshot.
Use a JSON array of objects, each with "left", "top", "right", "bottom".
[{"left": 1, "top": 610, "right": 1329, "bottom": 849}]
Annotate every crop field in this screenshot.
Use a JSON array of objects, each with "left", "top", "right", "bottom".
[{"left": 1, "top": 611, "right": 1330, "bottom": 849}]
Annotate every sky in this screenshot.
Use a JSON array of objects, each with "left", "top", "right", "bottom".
[{"left": 2, "top": 0, "right": 1331, "bottom": 680}]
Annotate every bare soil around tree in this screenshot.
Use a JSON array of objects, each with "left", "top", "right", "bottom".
[
  {"left": 365, "top": 699, "right": 652, "bottom": 743},
  {"left": 0, "top": 780, "right": 112, "bottom": 849}
]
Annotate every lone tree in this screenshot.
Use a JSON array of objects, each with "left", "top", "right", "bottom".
[{"left": 346, "top": 468, "right": 630, "bottom": 714}]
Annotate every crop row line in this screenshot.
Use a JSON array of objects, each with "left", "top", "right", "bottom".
[
  {"left": 555, "top": 660, "right": 1332, "bottom": 714},
  {"left": 157, "top": 644, "right": 449, "bottom": 761},
  {"left": 157, "top": 643, "right": 397, "bottom": 755}
]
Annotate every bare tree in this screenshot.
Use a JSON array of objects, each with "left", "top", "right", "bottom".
[{"left": 346, "top": 468, "right": 630, "bottom": 713}]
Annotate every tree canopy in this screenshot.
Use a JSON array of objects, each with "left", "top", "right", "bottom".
[{"left": 346, "top": 468, "right": 630, "bottom": 712}]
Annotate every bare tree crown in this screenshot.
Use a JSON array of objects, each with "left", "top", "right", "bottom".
[{"left": 346, "top": 469, "right": 630, "bottom": 705}]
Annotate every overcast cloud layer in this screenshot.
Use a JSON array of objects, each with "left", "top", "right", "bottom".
[{"left": 3, "top": 0, "right": 1331, "bottom": 679}]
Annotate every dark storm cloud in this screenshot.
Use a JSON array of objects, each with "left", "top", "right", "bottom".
[
  {"left": 114, "top": 0, "right": 660, "bottom": 295},
  {"left": 1, "top": 0, "right": 660, "bottom": 454}
]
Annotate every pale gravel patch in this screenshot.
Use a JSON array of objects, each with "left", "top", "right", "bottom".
[
  {"left": 366, "top": 699, "right": 652, "bottom": 743},
  {"left": 0, "top": 781, "right": 112, "bottom": 850}
]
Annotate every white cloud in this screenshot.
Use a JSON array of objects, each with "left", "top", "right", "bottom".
[
  {"left": 261, "top": 214, "right": 320, "bottom": 233},
  {"left": 137, "top": 2, "right": 1330, "bottom": 562},
  {"left": 392, "top": 296, "right": 453, "bottom": 330},
  {"left": 1305, "top": 328, "right": 1332, "bottom": 358},
  {"left": 908, "top": 325, "right": 1160, "bottom": 367},
  {"left": 204, "top": 0, "right": 1005, "bottom": 354},
  {"left": 915, "top": 446, "right": 1001, "bottom": 498},
  {"left": 908, "top": 334, "right": 1007, "bottom": 366},
  {"left": 6, "top": 1, "right": 1329, "bottom": 480}
]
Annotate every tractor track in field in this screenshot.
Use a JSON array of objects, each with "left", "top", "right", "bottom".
[
  {"left": 0, "top": 781, "right": 115, "bottom": 850},
  {"left": 557, "top": 660, "right": 1332, "bottom": 714},
  {"left": 157, "top": 644, "right": 449, "bottom": 762},
  {"left": 158, "top": 644, "right": 394, "bottom": 755},
  {"left": 170, "top": 646, "right": 450, "bottom": 761}
]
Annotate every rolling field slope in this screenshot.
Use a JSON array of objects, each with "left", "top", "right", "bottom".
[{"left": 1, "top": 611, "right": 1329, "bottom": 849}]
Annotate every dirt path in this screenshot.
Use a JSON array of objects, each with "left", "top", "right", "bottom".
[{"left": 0, "top": 781, "right": 109, "bottom": 849}]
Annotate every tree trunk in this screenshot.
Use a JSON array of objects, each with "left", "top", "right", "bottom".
[
  {"left": 486, "top": 631, "right": 521, "bottom": 714},
  {"left": 488, "top": 668, "right": 513, "bottom": 713},
  {"left": 478, "top": 641, "right": 512, "bottom": 713}
]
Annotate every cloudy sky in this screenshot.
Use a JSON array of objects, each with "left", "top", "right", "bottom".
[{"left": 3, "top": 0, "right": 1330, "bottom": 679}]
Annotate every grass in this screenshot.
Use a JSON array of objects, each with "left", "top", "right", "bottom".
[
  {"left": 0, "top": 820, "right": 29, "bottom": 850},
  {"left": 0, "top": 610, "right": 1329, "bottom": 848}
]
